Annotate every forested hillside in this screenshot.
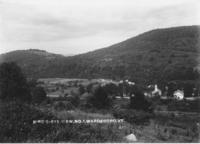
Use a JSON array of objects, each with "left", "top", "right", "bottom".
[{"left": 0, "top": 26, "right": 199, "bottom": 86}]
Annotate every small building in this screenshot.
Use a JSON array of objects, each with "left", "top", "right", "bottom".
[
  {"left": 152, "top": 84, "right": 162, "bottom": 96},
  {"left": 173, "top": 90, "right": 184, "bottom": 100},
  {"left": 145, "top": 84, "right": 162, "bottom": 97}
]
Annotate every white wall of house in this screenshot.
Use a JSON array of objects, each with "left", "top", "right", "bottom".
[{"left": 173, "top": 90, "right": 184, "bottom": 100}]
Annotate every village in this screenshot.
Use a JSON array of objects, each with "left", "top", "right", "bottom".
[{"left": 38, "top": 78, "right": 200, "bottom": 101}]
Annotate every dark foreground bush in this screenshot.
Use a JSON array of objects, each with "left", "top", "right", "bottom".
[
  {"left": 0, "top": 101, "right": 55, "bottom": 142},
  {"left": 0, "top": 100, "right": 129, "bottom": 142},
  {"left": 113, "top": 108, "right": 153, "bottom": 125},
  {"left": 44, "top": 123, "right": 123, "bottom": 142}
]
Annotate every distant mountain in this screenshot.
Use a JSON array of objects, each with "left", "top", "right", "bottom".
[
  {"left": 0, "top": 26, "right": 199, "bottom": 85},
  {"left": 0, "top": 49, "right": 66, "bottom": 78}
]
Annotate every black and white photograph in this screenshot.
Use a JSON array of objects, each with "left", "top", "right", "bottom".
[{"left": 0, "top": 0, "right": 200, "bottom": 142}]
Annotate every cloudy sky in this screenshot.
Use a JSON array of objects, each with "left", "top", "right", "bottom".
[{"left": 0, "top": 0, "right": 199, "bottom": 55}]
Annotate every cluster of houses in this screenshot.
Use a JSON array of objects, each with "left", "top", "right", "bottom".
[
  {"left": 112, "top": 79, "right": 199, "bottom": 101},
  {"left": 145, "top": 84, "right": 200, "bottom": 100},
  {"left": 144, "top": 84, "right": 185, "bottom": 100},
  {"left": 40, "top": 78, "right": 199, "bottom": 101},
  {"left": 91, "top": 79, "right": 200, "bottom": 101}
]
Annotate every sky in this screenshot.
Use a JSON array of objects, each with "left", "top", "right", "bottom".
[{"left": 0, "top": 0, "right": 199, "bottom": 55}]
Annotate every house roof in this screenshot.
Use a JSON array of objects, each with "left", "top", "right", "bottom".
[{"left": 174, "top": 90, "right": 184, "bottom": 95}]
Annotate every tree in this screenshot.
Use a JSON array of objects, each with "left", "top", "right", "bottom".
[
  {"left": 31, "top": 86, "right": 47, "bottom": 104},
  {"left": 184, "top": 83, "right": 194, "bottom": 97},
  {"left": 102, "top": 83, "right": 119, "bottom": 96},
  {"left": 89, "top": 86, "right": 111, "bottom": 109},
  {"left": 167, "top": 82, "right": 177, "bottom": 97},
  {"left": 78, "top": 84, "right": 85, "bottom": 95},
  {"left": 0, "top": 62, "right": 30, "bottom": 102},
  {"left": 67, "top": 91, "right": 80, "bottom": 107},
  {"left": 129, "top": 85, "right": 152, "bottom": 111}
]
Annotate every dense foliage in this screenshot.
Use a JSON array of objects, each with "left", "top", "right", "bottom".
[
  {"left": 88, "top": 86, "right": 112, "bottom": 109},
  {"left": 0, "top": 62, "right": 31, "bottom": 102},
  {"left": 130, "top": 89, "right": 152, "bottom": 111},
  {"left": 167, "top": 99, "right": 200, "bottom": 112},
  {"left": 31, "top": 86, "right": 47, "bottom": 104},
  {"left": 0, "top": 101, "right": 55, "bottom": 142},
  {"left": 113, "top": 108, "right": 153, "bottom": 125}
]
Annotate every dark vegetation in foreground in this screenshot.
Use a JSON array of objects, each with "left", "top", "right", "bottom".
[
  {"left": 0, "top": 62, "right": 152, "bottom": 142},
  {"left": 0, "top": 62, "right": 199, "bottom": 142}
]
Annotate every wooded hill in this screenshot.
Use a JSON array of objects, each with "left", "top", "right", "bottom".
[{"left": 0, "top": 26, "right": 199, "bottom": 86}]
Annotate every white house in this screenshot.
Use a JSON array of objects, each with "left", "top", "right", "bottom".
[
  {"left": 173, "top": 90, "right": 184, "bottom": 100},
  {"left": 145, "top": 84, "right": 162, "bottom": 97},
  {"left": 152, "top": 84, "right": 162, "bottom": 96}
]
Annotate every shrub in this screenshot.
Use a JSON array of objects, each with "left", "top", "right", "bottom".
[
  {"left": 44, "top": 123, "right": 123, "bottom": 142},
  {"left": 66, "top": 92, "right": 80, "bottom": 107},
  {"left": 86, "top": 83, "right": 99, "bottom": 93},
  {"left": 167, "top": 99, "right": 200, "bottom": 112},
  {"left": 102, "top": 83, "right": 119, "bottom": 96},
  {"left": 0, "top": 101, "right": 55, "bottom": 142},
  {"left": 53, "top": 101, "right": 75, "bottom": 111},
  {"left": 86, "top": 83, "right": 93, "bottom": 93},
  {"left": 113, "top": 108, "right": 153, "bottom": 125},
  {"left": 79, "top": 92, "right": 93, "bottom": 108},
  {"left": 78, "top": 84, "right": 85, "bottom": 95}
]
